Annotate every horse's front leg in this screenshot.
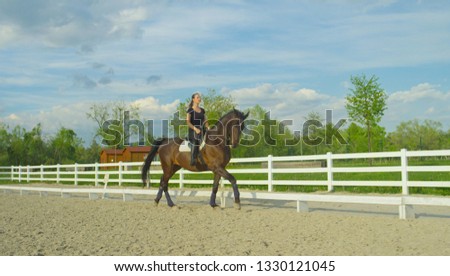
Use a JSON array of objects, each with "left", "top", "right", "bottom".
[
  {"left": 210, "top": 173, "right": 221, "bottom": 208},
  {"left": 215, "top": 168, "right": 240, "bottom": 210}
]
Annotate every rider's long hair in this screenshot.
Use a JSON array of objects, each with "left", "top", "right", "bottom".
[{"left": 186, "top": 91, "right": 201, "bottom": 111}]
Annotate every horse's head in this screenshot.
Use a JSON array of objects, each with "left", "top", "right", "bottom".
[
  {"left": 211, "top": 108, "right": 249, "bottom": 148},
  {"left": 227, "top": 108, "right": 249, "bottom": 148}
]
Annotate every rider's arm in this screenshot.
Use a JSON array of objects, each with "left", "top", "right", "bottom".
[{"left": 186, "top": 113, "right": 200, "bottom": 133}]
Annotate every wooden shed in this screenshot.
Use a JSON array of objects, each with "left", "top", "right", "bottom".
[
  {"left": 99, "top": 146, "right": 152, "bottom": 169},
  {"left": 122, "top": 146, "right": 152, "bottom": 162},
  {"left": 100, "top": 148, "right": 125, "bottom": 164}
]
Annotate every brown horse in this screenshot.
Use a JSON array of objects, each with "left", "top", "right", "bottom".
[{"left": 141, "top": 109, "right": 249, "bottom": 209}]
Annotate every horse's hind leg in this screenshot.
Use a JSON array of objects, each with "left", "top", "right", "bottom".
[
  {"left": 155, "top": 177, "right": 175, "bottom": 207},
  {"left": 155, "top": 180, "right": 175, "bottom": 206},
  {"left": 163, "top": 183, "right": 175, "bottom": 207},
  {"left": 154, "top": 178, "right": 165, "bottom": 205},
  {"left": 155, "top": 165, "right": 180, "bottom": 207}
]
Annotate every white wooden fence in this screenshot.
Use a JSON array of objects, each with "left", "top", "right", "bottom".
[
  {"left": 3, "top": 149, "right": 450, "bottom": 193},
  {"left": 1, "top": 149, "right": 450, "bottom": 219}
]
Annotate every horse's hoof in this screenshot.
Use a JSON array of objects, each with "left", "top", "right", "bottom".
[
  {"left": 234, "top": 203, "right": 241, "bottom": 210},
  {"left": 210, "top": 204, "right": 219, "bottom": 208},
  {"left": 154, "top": 201, "right": 159, "bottom": 207}
]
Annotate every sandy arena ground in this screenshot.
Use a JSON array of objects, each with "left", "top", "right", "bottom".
[{"left": 1, "top": 184, "right": 449, "bottom": 256}]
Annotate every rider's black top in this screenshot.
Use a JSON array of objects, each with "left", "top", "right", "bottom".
[
  {"left": 187, "top": 107, "right": 206, "bottom": 128},
  {"left": 187, "top": 107, "right": 206, "bottom": 143}
]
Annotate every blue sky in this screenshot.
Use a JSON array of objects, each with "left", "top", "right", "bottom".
[{"left": 1, "top": 0, "right": 450, "bottom": 144}]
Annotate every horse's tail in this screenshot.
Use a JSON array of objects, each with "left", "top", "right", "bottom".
[{"left": 141, "top": 138, "right": 166, "bottom": 187}]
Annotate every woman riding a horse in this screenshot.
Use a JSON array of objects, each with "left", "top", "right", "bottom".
[{"left": 141, "top": 101, "right": 249, "bottom": 209}]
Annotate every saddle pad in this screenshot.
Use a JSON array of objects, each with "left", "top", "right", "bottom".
[{"left": 179, "top": 140, "right": 206, "bottom": 152}]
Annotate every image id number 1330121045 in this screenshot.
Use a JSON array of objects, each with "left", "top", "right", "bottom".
[{"left": 255, "top": 260, "right": 336, "bottom": 272}]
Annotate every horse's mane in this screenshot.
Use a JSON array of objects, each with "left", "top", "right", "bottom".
[
  {"left": 205, "top": 109, "right": 246, "bottom": 139},
  {"left": 216, "top": 109, "right": 245, "bottom": 124}
]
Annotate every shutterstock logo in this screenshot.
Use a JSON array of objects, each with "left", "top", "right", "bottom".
[
  {"left": 239, "top": 109, "right": 347, "bottom": 147},
  {"left": 100, "top": 109, "right": 347, "bottom": 147}
]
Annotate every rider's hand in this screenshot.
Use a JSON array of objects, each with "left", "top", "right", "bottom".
[{"left": 194, "top": 127, "right": 201, "bottom": 134}]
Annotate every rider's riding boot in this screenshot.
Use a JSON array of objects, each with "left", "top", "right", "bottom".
[{"left": 190, "top": 145, "right": 198, "bottom": 166}]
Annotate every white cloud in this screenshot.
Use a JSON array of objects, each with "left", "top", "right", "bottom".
[
  {"left": 7, "top": 114, "right": 20, "bottom": 120},
  {"left": 293, "top": 88, "right": 330, "bottom": 101},
  {"left": 1, "top": 96, "right": 182, "bottom": 143},
  {"left": 107, "top": 7, "right": 149, "bottom": 39},
  {"left": 0, "top": 24, "right": 19, "bottom": 47},
  {"left": 425, "top": 107, "right": 435, "bottom": 114},
  {"left": 0, "top": 0, "right": 150, "bottom": 49},
  {"left": 223, "top": 83, "right": 346, "bottom": 131},
  {"left": 360, "top": 0, "right": 398, "bottom": 12},
  {"left": 383, "top": 83, "right": 450, "bottom": 131},
  {"left": 225, "top": 83, "right": 332, "bottom": 108},
  {"left": 116, "top": 7, "right": 149, "bottom": 22},
  {"left": 389, "top": 83, "right": 450, "bottom": 103},
  {"left": 133, "top": 97, "right": 180, "bottom": 119},
  {"left": 226, "top": 83, "right": 274, "bottom": 104},
  {"left": 0, "top": 76, "right": 37, "bottom": 86},
  {"left": 1, "top": 101, "right": 94, "bottom": 141},
  {"left": 142, "top": 4, "right": 251, "bottom": 42}
]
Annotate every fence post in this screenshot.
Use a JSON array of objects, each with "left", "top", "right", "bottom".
[
  {"left": 179, "top": 168, "right": 184, "bottom": 189},
  {"left": 400, "top": 148, "right": 409, "bottom": 195},
  {"left": 327, "top": 152, "right": 334, "bottom": 192},
  {"left": 95, "top": 162, "right": 99, "bottom": 187},
  {"left": 18, "top": 166, "right": 22, "bottom": 183},
  {"left": 268, "top": 154, "right": 273, "bottom": 192},
  {"left": 74, "top": 163, "right": 78, "bottom": 186},
  {"left": 56, "top": 164, "right": 60, "bottom": 184},
  {"left": 40, "top": 164, "right": 44, "bottom": 182},
  {"left": 10, "top": 166, "right": 13, "bottom": 181},
  {"left": 27, "top": 165, "right": 30, "bottom": 183},
  {"left": 118, "top": 161, "right": 123, "bottom": 186}
]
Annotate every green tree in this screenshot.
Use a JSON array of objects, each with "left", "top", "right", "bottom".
[
  {"left": 234, "top": 104, "right": 265, "bottom": 157},
  {"left": 7, "top": 126, "right": 26, "bottom": 165},
  {"left": 0, "top": 123, "right": 11, "bottom": 165},
  {"left": 6, "top": 124, "right": 46, "bottom": 165},
  {"left": 345, "top": 74, "right": 388, "bottom": 153},
  {"left": 302, "top": 111, "right": 324, "bottom": 155},
  {"left": 446, "top": 128, "right": 450, "bottom": 149},
  {"left": 234, "top": 104, "right": 297, "bottom": 157},
  {"left": 23, "top": 124, "right": 47, "bottom": 165},
  {"left": 76, "top": 139, "right": 101, "bottom": 164},
  {"left": 387, "top": 119, "right": 446, "bottom": 150},
  {"left": 86, "top": 101, "right": 140, "bottom": 148},
  {"left": 345, "top": 122, "right": 366, "bottom": 153},
  {"left": 50, "top": 127, "right": 82, "bottom": 164}
]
